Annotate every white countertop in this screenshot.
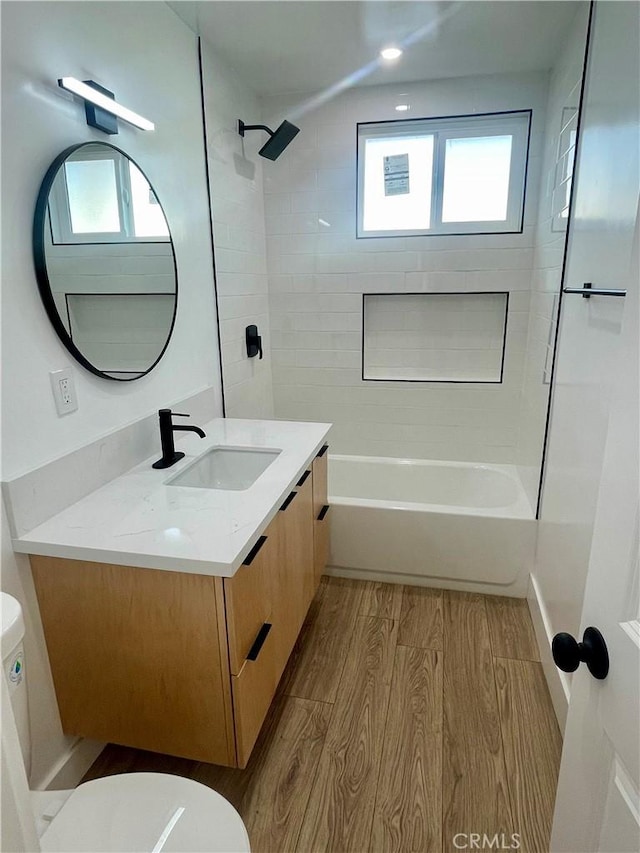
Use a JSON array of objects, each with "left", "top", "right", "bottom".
[{"left": 12, "top": 418, "right": 331, "bottom": 577}]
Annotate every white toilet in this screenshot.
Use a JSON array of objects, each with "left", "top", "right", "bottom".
[{"left": 1, "top": 592, "right": 251, "bottom": 852}]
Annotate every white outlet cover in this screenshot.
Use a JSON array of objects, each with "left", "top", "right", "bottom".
[{"left": 50, "top": 368, "right": 78, "bottom": 416}]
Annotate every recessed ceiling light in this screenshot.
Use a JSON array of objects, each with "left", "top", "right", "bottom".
[
  {"left": 395, "top": 104, "right": 410, "bottom": 112},
  {"left": 380, "top": 47, "right": 403, "bottom": 61}
]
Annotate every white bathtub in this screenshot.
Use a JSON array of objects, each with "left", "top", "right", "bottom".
[{"left": 328, "top": 455, "right": 535, "bottom": 596}]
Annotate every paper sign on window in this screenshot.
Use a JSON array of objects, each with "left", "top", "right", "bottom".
[{"left": 383, "top": 153, "right": 409, "bottom": 196}]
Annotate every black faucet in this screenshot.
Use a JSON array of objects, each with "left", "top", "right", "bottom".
[{"left": 152, "top": 409, "right": 206, "bottom": 469}]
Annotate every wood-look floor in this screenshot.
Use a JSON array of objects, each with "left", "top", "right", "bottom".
[{"left": 83, "top": 579, "right": 562, "bottom": 853}]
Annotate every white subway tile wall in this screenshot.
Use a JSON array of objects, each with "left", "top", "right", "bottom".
[
  {"left": 515, "top": 8, "right": 589, "bottom": 507},
  {"left": 261, "top": 72, "right": 548, "bottom": 462},
  {"left": 201, "top": 43, "right": 274, "bottom": 417}
]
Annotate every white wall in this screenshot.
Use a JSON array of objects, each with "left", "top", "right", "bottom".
[
  {"left": 1, "top": 0, "right": 223, "bottom": 786},
  {"left": 517, "top": 5, "right": 590, "bottom": 509},
  {"left": 200, "top": 42, "right": 274, "bottom": 418},
  {"left": 262, "top": 72, "right": 548, "bottom": 463},
  {"left": 1, "top": 1, "right": 222, "bottom": 481}
]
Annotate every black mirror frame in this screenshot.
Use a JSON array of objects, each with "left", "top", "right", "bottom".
[{"left": 32, "top": 142, "right": 179, "bottom": 382}]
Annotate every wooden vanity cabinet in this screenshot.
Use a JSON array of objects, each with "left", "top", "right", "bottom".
[
  {"left": 30, "top": 451, "right": 331, "bottom": 770},
  {"left": 30, "top": 556, "right": 237, "bottom": 766}
]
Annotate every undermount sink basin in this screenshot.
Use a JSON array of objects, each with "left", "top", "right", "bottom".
[{"left": 167, "top": 446, "right": 281, "bottom": 491}]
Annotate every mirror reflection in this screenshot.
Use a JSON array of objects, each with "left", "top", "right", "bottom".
[{"left": 35, "top": 142, "right": 177, "bottom": 380}]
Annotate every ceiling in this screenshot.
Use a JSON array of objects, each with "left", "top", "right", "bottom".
[{"left": 169, "top": 1, "right": 582, "bottom": 96}]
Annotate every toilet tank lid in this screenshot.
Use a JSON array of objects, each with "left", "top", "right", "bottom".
[{"left": 1, "top": 593, "right": 25, "bottom": 657}]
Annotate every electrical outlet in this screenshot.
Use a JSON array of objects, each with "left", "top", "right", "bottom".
[{"left": 50, "top": 368, "right": 78, "bottom": 416}]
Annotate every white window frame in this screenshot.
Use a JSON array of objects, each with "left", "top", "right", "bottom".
[
  {"left": 48, "top": 146, "right": 168, "bottom": 245},
  {"left": 48, "top": 147, "right": 132, "bottom": 244},
  {"left": 357, "top": 110, "right": 532, "bottom": 238}
]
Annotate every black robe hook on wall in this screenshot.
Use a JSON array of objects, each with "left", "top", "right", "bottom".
[{"left": 246, "top": 324, "right": 263, "bottom": 359}]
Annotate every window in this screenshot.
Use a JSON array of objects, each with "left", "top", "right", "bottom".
[
  {"left": 48, "top": 144, "right": 169, "bottom": 244},
  {"left": 357, "top": 111, "right": 531, "bottom": 238}
]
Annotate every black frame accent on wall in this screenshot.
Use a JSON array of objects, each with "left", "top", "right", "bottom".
[
  {"left": 355, "top": 109, "right": 533, "bottom": 240},
  {"left": 361, "top": 291, "right": 510, "bottom": 385}
]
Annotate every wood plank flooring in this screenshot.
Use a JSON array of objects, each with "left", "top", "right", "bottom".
[
  {"left": 442, "top": 592, "right": 514, "bottom": 847},
  {"left": 82, "top": 578, "right": 562, "bottom": 853},
  {"left": 371, "top": 645, "right": 442, "bottom": 853}
]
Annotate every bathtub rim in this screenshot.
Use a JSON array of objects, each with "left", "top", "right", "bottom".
[{"left": 328, "top": 453, "right": 535, "bottom": 520}]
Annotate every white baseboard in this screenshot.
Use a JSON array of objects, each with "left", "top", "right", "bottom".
[
  {"left": 35, "top": 738, "right": 104, "bottom": 792},
  {"left": 326, "top": 564, "right": 528, "bottom": 598},
  {"left": 527, "top": 573, "right": 570, "bottom": 733}
]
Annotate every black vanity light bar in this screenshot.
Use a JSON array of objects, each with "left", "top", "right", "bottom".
[{"left": 58, "top": 77, "right": 155, "bottom": 131}]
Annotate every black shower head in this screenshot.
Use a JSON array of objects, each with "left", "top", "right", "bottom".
[
  {"left": 259, "top": 120, "right": 300, "bottom": 160},
  {"left": 238, "top": 119, "right": 300, "bottom": 161}
]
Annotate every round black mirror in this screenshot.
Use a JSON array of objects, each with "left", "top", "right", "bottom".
[{"left": 33, "top": 142, "right": 177, "bottom": 381}]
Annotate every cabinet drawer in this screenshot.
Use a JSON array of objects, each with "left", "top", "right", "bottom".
[
  {"left": 231, "top": 621, "right": 278, "bottom": 768},
  {"left": 224, "top": 521, "right": 277, "bottom": 676}
]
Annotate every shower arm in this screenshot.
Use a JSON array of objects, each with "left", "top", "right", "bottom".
[{"left": 238, "top": 121, "right": 274, "bottom": 139}]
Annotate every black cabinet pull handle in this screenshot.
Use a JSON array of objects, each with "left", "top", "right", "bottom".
[
  {"left": 242, "top": 535, "right": 267, "bottom": 566},
  {"left": 317, "top": 504, "right": 330, "bottom": 521},
  {"left": 297, "top": 469, "right": 311, "bottom": 487},
  {"left": 247, "top": 623, "right": 271, "bottom": 661},
  {"left": 279, "top": 491, "right": 297, "bottom": 511},
  {"left": 316, "top": 444, "right": 329, "bottom": 458}
]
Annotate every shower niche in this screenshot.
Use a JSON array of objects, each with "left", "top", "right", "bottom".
[{"left": 362, "top": 292, "right": 509, "bottom": 384}]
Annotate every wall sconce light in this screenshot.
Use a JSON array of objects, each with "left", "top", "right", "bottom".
[{"left": 58, "top": 77, "right": 155, "bottom": 134}]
